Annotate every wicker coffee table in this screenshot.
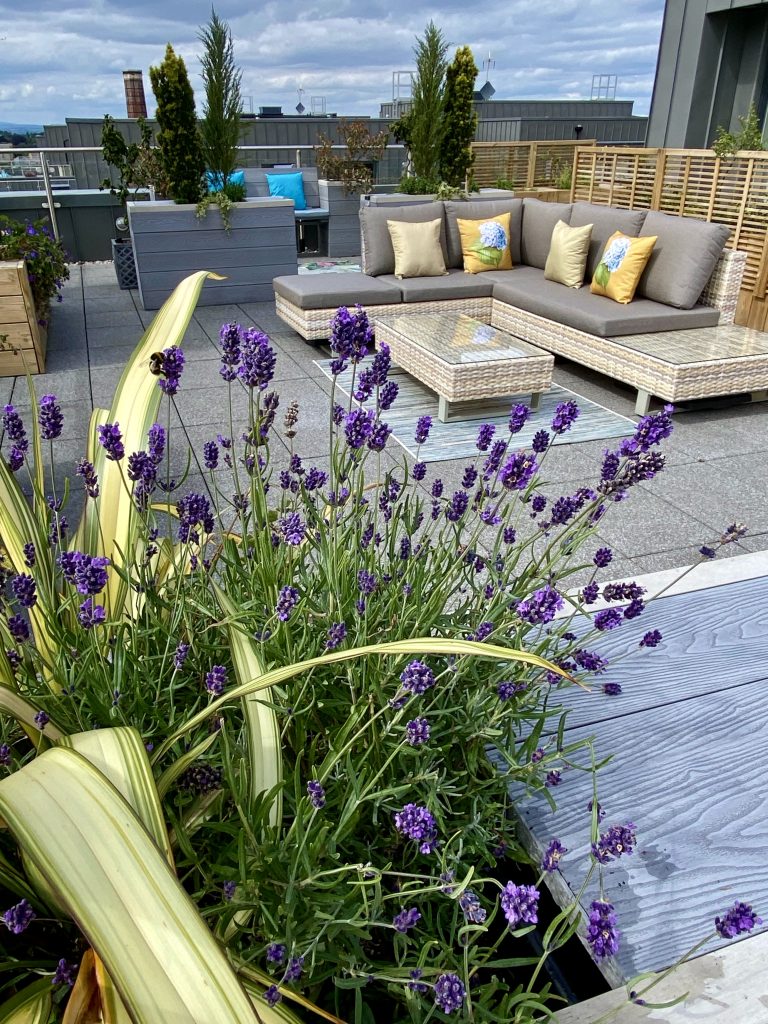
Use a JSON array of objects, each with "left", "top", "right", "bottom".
[{"left": 374, "top": 313, "right": 554, "bottom": 422}]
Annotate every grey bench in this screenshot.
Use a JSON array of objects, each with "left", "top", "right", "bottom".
[{"left": 243, "top": 167, "right": 328, "bottom": 254}]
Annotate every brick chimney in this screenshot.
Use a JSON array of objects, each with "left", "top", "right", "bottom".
[{"left": 123, "top": 70, "right": 148, "bottom": 119}]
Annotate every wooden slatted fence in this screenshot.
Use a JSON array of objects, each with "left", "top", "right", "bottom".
[
  {"left": 572, "top": 146, "right": 768, "bottom": 331},
  {"left": 471, "top": 140, "right": 596, "bottom": 189}
]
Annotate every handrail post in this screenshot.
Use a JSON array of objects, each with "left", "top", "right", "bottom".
[{"left": 39, "top": 156, "right": 60, "bottom": 241}]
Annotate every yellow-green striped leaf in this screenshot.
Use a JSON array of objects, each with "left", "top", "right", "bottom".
[
  {"left": 77, "top": 271, "right": 223, "bottom": 616},
  {"left": 0, "top": 978, "right": 51, "bottom": 1024},
  {"left": 59, "top": 727, "right": 173, "bottom": 866},
  {"left": 154, "top": 637, "right": 564, "bottom": 762},
  {"left": 213, "top": 584, "right": 282, "bottom": 828},
  {"left": 0, "top": 685, "right": 64, "bottom": 741},
  {"left": 0, "top": 747, "right": 257, "bottom": 1024},
  {"left": 239, "top": 967, "right": 345, "bottom": 1023}
]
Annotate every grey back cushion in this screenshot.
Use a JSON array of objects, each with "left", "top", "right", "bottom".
[
  {"left": 638, "top": 210, "right": 731, "bottom": 309},
  {"left": 569, "top": 202, "right": 647, "bottom": 280},
  {"left": 443, "top": 198, "right": 523, "bottom": 268},
  {"left": 360, "top": 202, "right": 448, "bottom": 276},
  {"left": 521, "top": 200, "right": 573, "bottom": 269}
]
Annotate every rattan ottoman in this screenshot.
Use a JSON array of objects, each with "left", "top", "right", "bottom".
[{"left": 374, "top": 313, "right": 554, "bottom": 422}]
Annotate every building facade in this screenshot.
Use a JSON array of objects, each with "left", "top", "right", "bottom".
[{"left": 647, "top": 0, "right": 768, "bottom": 148}]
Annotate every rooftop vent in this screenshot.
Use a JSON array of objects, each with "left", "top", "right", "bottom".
[{"left": 258, "top": 106, "right": 283, "bottom": 117}]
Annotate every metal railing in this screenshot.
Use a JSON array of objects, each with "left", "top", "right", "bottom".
[{"left": 0, "top": 144, "right": 408, "bottom": 241}]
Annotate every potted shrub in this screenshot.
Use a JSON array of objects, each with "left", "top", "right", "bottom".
[
  {"left": 128, "top": 29, "right": 297, "bottom": 309},
  {"left": 0, "top": 215, "right": 68, "bottom": 374}
]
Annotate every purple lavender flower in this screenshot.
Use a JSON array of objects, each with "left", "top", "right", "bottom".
[
  {"left": 2, "top": 899, "right": 35, "bottom": 934},
  {"left": 459, "top": 889, "right": 487, "bottom": 923},
  {"left": 0, "top": 744, "right": 10, "bottom": 765},
  {"left": 531, "top": 495, "right": 547, "bottom": 514},
  {"left": 551, "top": 400, "right": 580, "bottom": 434},
  {"left": 73, "top": 555, "right": 110, "bottom": 595},
  {"left": 205, "top": 665, "right": 227, "bottom": 696},
  {"left": 445, "top": 490, "right": 468, "bottom": 522},
  {"left": 144, "top": 423, "right": 164, "bottom": 465},
  {"left": 587, "top": 900, "right": 620, "bottom": 959},
  {"left": 303, "top": 466, "right": 327, "bottom": 491},
  {"left": 8, "top": 615, "right": 29, "bottom": 643},
  {"left": 307, "top": 780, "right": 326, "bottom": 809},
  {"left": 77, "top": 598, "right": 106, "bottom": 629},
  {"left": 631, "top": 404, "right": 674, "bottom": 453},
  {"left": 476, "top": 423, "right": 495, "bottom": 451},
  {"left": 592, "top": 822, "right": 637, "bottom": 863},
  {"left": 400, "top": 660, "right": 435, "bottom": 695},
  {"left": 38, "top": 394, "right": 63, "bottom": 440},
  {"left": 222, "top": 881, "right": 237, "bottom": 901},
  {"left": 174, "top": 642, "right": 190, "bottom": 670},
  {"left": 588, "top": 799, "right": 606, "bottom": 822},
  {"left": 603, "top": 682, "right": 622, "bottom": 696},
  {"left": 531, "top": 429, "right": 550, "bottom": 453},
  {"left": 408, "top": 968, "right": 428, "bottom": 993},
  {"left": 326, "top": 622, "right": 347, "bottom": 650},
  {"left": 503, "top": 526, "right": 516, "bottom": 544},
  {"left": 546, "top": 770, "right": 561, "bottom": 787},
  {"left": 275, "top": 585, "right": 299, "bottom": 622},
  {"left": 715, "top": 901, "right": 762, "bottom": 938},
  {"left": 393, "top": 907, "right": 421, "bottom": 933},
  {"left": 368, "top": 419, "right": 391, "bottom": 452},
  {"left": 593, "top": 547, "right": 613, "bottom": 567},
  {"left": 344, "top": 407, "right": 374, "bottom": 449},
  {"left": 277, "top": 512, "right": 305, "bottom": 546},
  {"left": 76, "top": 458, "right": 99, "bottom": 498},
  {"left": 640, "top": 630, "right": 662, "bottom": 648},
  {"left": 263, "top": 985, "right": 282, "bottom": 1007},
  {"left": 431, "top": 479, "right": 443, "bottom": 498},
  {"left": 202, "top": 440, "right": 219, "bottom": 470},
  {"left": 498, "top": 681, "right": 525, "bottom": 700},
  {"left": 8, "top": 447, "right": 24, "bottom": 473},
  {"left": 357, "top": 569, "right": 377, "bottom": 595},
  {"left": 127, "top": 450, "right": 154, "bottom": 484},
  {"left": 266, "top": 943, "right": 286, "bottom": 964},
  {"left": 238, "top": 329, "right": 276, "bottom": 390},
  {"left": 34, "top": 710, "right": 49, "bottom": 728},
  {"left": 500, "top": 451, "right": 537, "bottom": 491},
  {"left": 581, "top": 582, "right": 599, "bottom": 604},
  {"left": 22, "top": 542, "right": 35, "bottom": 568},
  {"left": 11, "top": 574, "right": 36, "bottom": 609},
  {"left": 394, "top": 803, "right": 438, "bottom": 854},
  {"left": 156, "top": 346, "right": 185, "bottom": 396},
  {"left": 433, "top": 973, "right": 465, "bottom": 1014},
  {"left": 462, "top": 465, "right": 478, "bottom": 489},
  {"left": 219, "top": 322, "right": 241, "bottom": 381},
  {"left": 176, "top": 493, "right": 214, "bottom": 544},
  {"left": 500, "top": 882, "right": 540, "bottom": 928},
  {"left": 329, "top": 305, "right": 372, "bottom": 366},
  {"left": 97, "top": 422, "right": 124, "bottom": 462},
  {"left": 594, "top": 608, "right": 623, "bottom": 631},
  {"left": 414, "top": 415, "right": 432, "bottom": 445},
  {"left": 508, "top": 403, "right": 530, "bottom": 434},
  {"left": 283, "top": 956, "right": 304, "bottom": 983},
  {"left": 179, "top": 764, "right": 223, "bottom": 796},
  {"left": 3, "top": 406, "right": 28, "bottom": 456},
  {"left": 406, "top": 717, "right": 430, "bottom": 746},
  {"left": 517, "top": 585, "right": 564, "bottom": 625},
  {"left": 52, "top": 958, "right": 75, "bottom": 987},
  {"left": 542, "top": 839, "right": 567, "bottom": 872}
]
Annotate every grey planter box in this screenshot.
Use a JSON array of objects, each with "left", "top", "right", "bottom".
[
  {"left": 127, "top": 199, "right": 298, "bottom": 310},
  {"left": 318, "top": 181, "right": 362, "bottom": 258}
]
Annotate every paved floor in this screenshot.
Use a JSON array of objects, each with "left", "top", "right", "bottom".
[{"left": 14, "top": 261, "right": 768, "bottom": 582}]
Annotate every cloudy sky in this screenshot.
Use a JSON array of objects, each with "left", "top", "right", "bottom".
[{"left": 0, "top": 0, "right": 666, "bottom": 127}]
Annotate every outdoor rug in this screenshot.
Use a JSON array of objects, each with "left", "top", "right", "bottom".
[
  {"left": 314, "top": 357, "right": 635, "bottom": 462},
  {"left": 299, "top": 257, "right": 361, "bottom": 274}
]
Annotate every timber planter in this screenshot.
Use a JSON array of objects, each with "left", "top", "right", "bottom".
[
  {"left": 0, "top": 260, "right": 47, "bottom": 376},
  {"left": 127, "top": 199, "right": 298, "bottom": 311}
]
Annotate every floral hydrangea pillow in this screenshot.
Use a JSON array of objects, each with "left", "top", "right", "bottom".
[
  {"left": 590, "top": 230, "right": 657, "bottom": 303},
  {"left": 456, "top": 213, "right": 513, "bottom": 274}
]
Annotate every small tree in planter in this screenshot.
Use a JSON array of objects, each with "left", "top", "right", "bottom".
[
  {"left": 198, "top": 9, "right": 244, "bottom": 199},
  {"left": 149, "top": 44, "right": 205, "bottom": 205},
  {"left": 407, "top": 22, "right": 449, "bottom": 181},
  {"left": 439, "top": 45, "right": 478, "bottom": 188}
]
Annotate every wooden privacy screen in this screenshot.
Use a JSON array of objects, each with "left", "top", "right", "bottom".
[
  {"left": 471, "top": 140, "right": 596, "bottom": 190},
  {"left": 572, "top": 146, "right": 768, "bottom": 331}
]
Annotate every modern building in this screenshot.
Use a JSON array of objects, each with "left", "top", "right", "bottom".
[{"left": 647, "top": 0, "right": 768, "bottom": 148}]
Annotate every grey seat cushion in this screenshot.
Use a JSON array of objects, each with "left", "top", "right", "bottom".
[
  {"left": 378, "top": 268, "right": 495, "bottom": 303},
  {"left": 443, "top": 198, "right": 523, "bottom": 268},
  {"left": 520, "top": 200, "right": 573, "bottom": 269},
  {"left": 569, "top": 202, "right": 647, "bottom": 280},
  {"left": 359, "top": 202, "right": 448, "bottom": 276},
  {"left": 638, "top": 210, "right": 731, "bottom": 309},
  {"left": 273, "top": 272, "right": 402, "bottom": 310},
  {"left": 490, "top": 266, "right": 720, "bottom": 337}
]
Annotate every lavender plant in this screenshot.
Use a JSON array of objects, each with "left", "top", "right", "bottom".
[{"left": 0, "top": 283, "right": 758, "bottom": 1022}]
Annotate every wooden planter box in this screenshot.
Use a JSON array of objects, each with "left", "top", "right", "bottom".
[
  {"left": 0, "top": 260, "right": 46, "bottom": 376},
  {"left": 128, "top": 199, "right": 298, "bottom": 311}
]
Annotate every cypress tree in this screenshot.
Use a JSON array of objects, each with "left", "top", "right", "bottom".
[
  {"left": 149, "top": 44, "right": 204, "bottom": 204},
  {"left": 408, "top": 22, "right": 449, "bottom": 181},
  {"left": 198, "top": 10, "right": 243, "bottom": 189},
  {"left": 439, "top": 46, "right": 479, "bottom": 187}
]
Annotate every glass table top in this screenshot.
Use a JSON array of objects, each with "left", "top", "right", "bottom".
[{"left": 377, "top": 314, "right": 549, "bottom": 365}]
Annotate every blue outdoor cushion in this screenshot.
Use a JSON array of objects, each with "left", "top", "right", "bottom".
[
  {"left": 206, "top": 169, "right": 245, "bottom": 193},
  {"left": 266, "top": 171, "right": 307, "bottom": 211}
]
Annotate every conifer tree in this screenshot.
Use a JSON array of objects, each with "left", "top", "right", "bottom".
[
  {"left": 198, "top": 10, "right": 243, "bottom": 189},
  {"left": 439, "top": 46, "right": 478, "bottom": 187},
  {"left": 149, "top": 44, "right": 204, "bottom": 204},
  {"left": 408, "top": 22, "right": 449, "bottom": 180}
]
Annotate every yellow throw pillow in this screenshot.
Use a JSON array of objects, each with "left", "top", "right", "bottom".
[
  {"left": 386, "top": 219, "right": 447, "bottom": 279},
  {"left": 544, "top": 220, "right": 593, "bottom": 288},
  {"left": 590, "top": 231, "right": 658, "bottom": 303},
  {"left": 456, "top": 213, "right": 513, "bottom": 274}
]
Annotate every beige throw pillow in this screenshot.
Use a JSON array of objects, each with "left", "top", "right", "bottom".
[
  {"left": 387, "top": 219, "right": 447, "bottom": 279},
  {"left": 544, "top": 220, "right": 593, "bottom": 288}
]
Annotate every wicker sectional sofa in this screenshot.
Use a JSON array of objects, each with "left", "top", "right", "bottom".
[{"left": 273, "top": 197, "right": 748, "bottom": 413}]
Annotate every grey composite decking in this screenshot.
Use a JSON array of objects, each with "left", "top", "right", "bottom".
[{"left": 510, "top": 575, "right": 768, "bottom": 988}]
